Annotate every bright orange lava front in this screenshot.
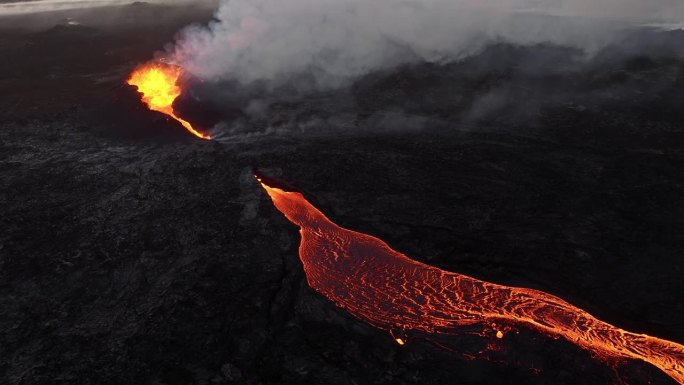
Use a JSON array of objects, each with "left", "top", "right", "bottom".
[
  {"left": 259, "top": 178, "right": 684, "bottom": 384},
  {"left": 127, "top": 62, "right": 211, "bottom": 140}
]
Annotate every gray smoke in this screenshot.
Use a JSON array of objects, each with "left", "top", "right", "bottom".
[{"left": 171, "top": 0, "right": 683, "bottom": 89}]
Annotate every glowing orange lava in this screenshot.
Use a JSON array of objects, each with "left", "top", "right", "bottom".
[
  {"left": 258, "top": 177, "right": 684, "bottom": 384},
  {"left": 127, "top": 62, "right": 211, "bottom": 140}
]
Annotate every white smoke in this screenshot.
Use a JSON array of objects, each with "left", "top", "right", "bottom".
[{"left": 172, "top": 0, "right": 684, "bottom": 89}]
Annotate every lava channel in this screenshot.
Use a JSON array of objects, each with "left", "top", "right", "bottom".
[
  {"left": 258, "top": 176, "right": 684, "bottom": 384},
  {"left": 127, "top": 61, "right": 211, "bottom": 140}
]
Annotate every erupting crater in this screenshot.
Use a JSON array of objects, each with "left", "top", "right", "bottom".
[
  {"left": 257, "top": 175, "right": 684, "bottom": 384},
  {"left": 127, "top": 61, "right": 211, "bottom": 140}
]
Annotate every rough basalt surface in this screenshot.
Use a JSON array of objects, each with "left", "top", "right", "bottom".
[{"left": 1, "top": 4, "right": 683, "bottom": 385}]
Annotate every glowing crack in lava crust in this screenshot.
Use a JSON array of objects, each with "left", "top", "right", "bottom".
[
  {"left": 258, "top": 177, "right": 684, "bottom": 384},
  {"left": 127, "top": 62, "right": 211, "bottom": 140}
]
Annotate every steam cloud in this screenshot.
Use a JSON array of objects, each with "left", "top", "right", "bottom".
[{"left": 172, "top": 0, "right": 684, "bottom": 88}]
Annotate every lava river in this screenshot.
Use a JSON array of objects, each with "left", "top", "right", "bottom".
[{"left": 258, "top": 177, "right": 684, "bottom": 384}]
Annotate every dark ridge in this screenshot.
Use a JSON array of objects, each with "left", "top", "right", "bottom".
[{"left": 254, "top": 171, "right": 301, "bottom": 193}]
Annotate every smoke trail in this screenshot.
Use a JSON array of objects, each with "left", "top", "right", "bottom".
[{"left": 171, "top": 0, "right": 684, "bottom": 89}]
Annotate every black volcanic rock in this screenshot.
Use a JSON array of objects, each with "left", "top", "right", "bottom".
[
  {"left": 1, "top": 5, "right": 683, "bottom": 385},
  {"left": 95, "top": 84, "right": 190, "bottom": 140},
  {"left": 173, "top": 92, "right": 231, "bottom": 133}
]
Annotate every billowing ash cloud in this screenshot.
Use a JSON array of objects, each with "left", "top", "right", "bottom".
[{"left": 171, "top": 0, "right": 683, "bottom": 88}]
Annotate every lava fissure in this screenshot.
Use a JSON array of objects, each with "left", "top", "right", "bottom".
[
  {"left": 258, "top": 177, "right": 684, "bottom": 384},
  {"left": 127, "top": 62, "right": 211, "bottom": 140}
]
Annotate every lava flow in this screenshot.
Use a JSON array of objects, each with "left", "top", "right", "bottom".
[
  {"left": 258, "top": 176, "right": 684, "bottom": 384},
  {"left": 127, "top": 62, "right": 210, "bottom": 140}
]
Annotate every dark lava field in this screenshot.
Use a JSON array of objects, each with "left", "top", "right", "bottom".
[{"left": 1, "top": 3, "right": 683, "bottom": 385}]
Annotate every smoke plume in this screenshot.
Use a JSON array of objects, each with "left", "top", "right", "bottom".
[{"left": 171, "top": 0, "right": 683, "bottom": 89}]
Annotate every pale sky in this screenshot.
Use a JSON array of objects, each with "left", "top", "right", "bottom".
[{"left": 0, "top": 0, "right": 213, "bottom": 15}]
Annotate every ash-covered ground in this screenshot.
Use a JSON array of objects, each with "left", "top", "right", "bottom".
[{"left": 1, "top": 4, "right": 683, "bottom": 385}]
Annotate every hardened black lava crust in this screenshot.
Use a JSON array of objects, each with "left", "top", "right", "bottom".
[{"left": 1, "top": 4, "right": 683, "bottom": 385}]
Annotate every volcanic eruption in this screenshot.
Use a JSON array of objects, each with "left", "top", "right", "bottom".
[
  {"left": 258, "top": 175, "right": 684, "bottom": 385},
  {"left": 127, "top": 61, "right": 211, "bottom": 140}
]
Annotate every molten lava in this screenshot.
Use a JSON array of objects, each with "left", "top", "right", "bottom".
[
  {"left": 127, "top": 62, "right": 210, "bottom": 140},
  {"left": 258, "top": 177, "right": 684, "bottom": 384}
]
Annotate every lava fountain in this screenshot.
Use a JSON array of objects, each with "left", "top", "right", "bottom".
[
  {"left": 127, "top": 62, "right": 211, "bottom": 140},
  {"left": 258, "top": 176, "right": 684, "bottom": 384}
]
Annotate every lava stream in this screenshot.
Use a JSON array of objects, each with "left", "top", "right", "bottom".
[
  {"left": 258, "top": 177, "right": 684, "bottom": 384},
  {"left": 127, "top": 62, "right": 210, "bottom": 140}
]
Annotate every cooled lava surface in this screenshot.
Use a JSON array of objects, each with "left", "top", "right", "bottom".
[{"left": 1, "top": 4, "right": 684, "bottom": 385}]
